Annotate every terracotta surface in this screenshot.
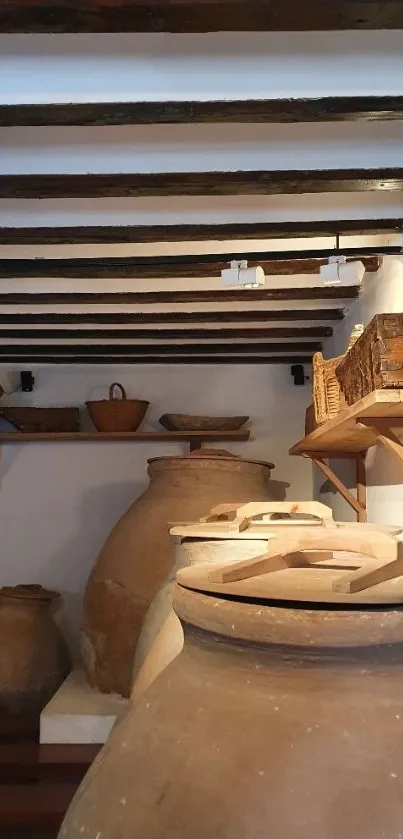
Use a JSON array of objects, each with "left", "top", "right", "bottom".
[
  {"left": 132, "top": 501, "right": 336, "bottom": 698},
  {"left": 0, "top": 585, "right": 71, "bottom": 714},
  {"left": 131, "top": 535, "right": 270, "bottom": 700},
  {"left": 82, "top": 451, "right": 275, "bottom": 697},
  {"left": 61, "top": 581, "right": 403, "bottom": 839}
]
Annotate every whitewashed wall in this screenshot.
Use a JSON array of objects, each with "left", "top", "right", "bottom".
[
  {"left": 1, "top": 31, "right": 403, "bottom": 102},
  {"left": 314, "top": 256, "right": 403, "bottom": 527},
  {"left": 2, "top": 27, "right": 403, "bottom": 655},
  {"left": 0, "top": 363, "right": 312, "bottom": 654}
]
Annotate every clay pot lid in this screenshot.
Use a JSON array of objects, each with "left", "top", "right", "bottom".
[
  {"left": 0, "top": 584, "right": 59, "bottom": 603},
  {"left": 177, "top": 520, "right": 403, "bottom": 605},
  {"left": 148, "top": 448, "right": 274, "bottom": 470}
]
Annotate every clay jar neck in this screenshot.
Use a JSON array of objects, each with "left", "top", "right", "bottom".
[
  {"left": 0, "top": 585, "right": 58, "bottom": 612},
  {"left": 174, "top": 585, "right": 403, "bottom": 669},
  {"left": 147, "top": 458, "right": 271, "bottom": 492}
]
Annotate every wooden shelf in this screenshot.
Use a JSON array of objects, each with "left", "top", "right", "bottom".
[
  {"left": 0, "top": 430, "right": 250, "bottom": 445},
  {"left": 290, "top": 390, "right": 403, "bottom": 455},
  {"left": 290, "top": 389, "right": 403, "bottom": 524}
]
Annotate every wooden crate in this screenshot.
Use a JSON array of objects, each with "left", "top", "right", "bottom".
[{"left": 336, "top": 314, "right": 403, "bottom": 406}]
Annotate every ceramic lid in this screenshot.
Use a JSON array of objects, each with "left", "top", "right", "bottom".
[
  {"left": 177, "top": 518, "right": 403, "bottom": 605},
  {"left": 149, "top": 449, "right": 274, "bottom": 470}
]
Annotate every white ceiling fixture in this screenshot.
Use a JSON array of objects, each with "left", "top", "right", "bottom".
[
  {"left": 221, "top": 260, "right": 265, "bottom": 288},
  {"left": 320, "top": 255, "right": 366, "bottom": 287}
]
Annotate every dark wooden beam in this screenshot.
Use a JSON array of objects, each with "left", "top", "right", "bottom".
[
  {"left": 0, "top": 310, "right": 344, "bottom": 325},
  {"left": 0, "top": 287, "right": 359, "bottom": 305},
  {"left": 0, "top": 342, "right": 321, "bottom": 355},
  {"left": 2, "top": 97, "right": 403, "bottom": 127},
  {"left": 0, "top": 355, "right": 313, "bottom": 365},
  {"left": 1, "top": 218, "right": 402, "bottom": 245},
  {"left": 0, "top": 326, "right": 332, "bottom": 339},
  {"left": 0, "top": 1, "right": 402, "bottom": 33},
  {"left": 0, "top": 254, "right": 380, "bottom": 278},
  {"left": 0, "top": 310, "right": 344, "bottom": 324},
  {"left": 1, "top": 169, "right": 403, "bottom": 199}
]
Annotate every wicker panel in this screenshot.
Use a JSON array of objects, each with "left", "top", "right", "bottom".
[{"left": 313, "top": 325, "right": 363, "bottom": 425}]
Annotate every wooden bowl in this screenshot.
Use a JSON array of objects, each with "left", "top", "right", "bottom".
[{"left": 159, "top": 414, "right": 249, "bottom": 432}]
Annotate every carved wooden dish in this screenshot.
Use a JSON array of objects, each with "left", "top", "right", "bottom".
[{"left": 159, "top": 414, "right": 249, "bottom": 432}]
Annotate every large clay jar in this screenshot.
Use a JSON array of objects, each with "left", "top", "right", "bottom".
[
  {"left": 82, "top": 449, "right": 275, "bottom": 697},
  {"left": 60, "top": 524, "right": 403, "bottom": 839},
  {"left": 132, "top": 500, "right": 334, "bottom": 700},
  {"left": 0, "top": 585, "right": 71, "bottom": 714}
]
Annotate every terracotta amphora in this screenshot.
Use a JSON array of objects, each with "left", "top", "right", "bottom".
[
  {"left": 82, "top": 450, "right": 275, "bottom": 697},
  {"left": 61, "top": 521, "right": 403, "bottom": 839},
  {"left": 0, "top": 585, "right": 71, "bottom": 714},
  {"left": 132, "top": 500, "right": 334, "bottom": 700}
]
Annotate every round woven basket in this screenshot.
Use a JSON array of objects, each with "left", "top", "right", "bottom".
[{"left": 86, "top": 383, "right": 150, "bottom": 432}]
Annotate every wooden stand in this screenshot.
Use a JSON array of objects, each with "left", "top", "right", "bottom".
[{"left": 290, "top": 390, "right": 403, "bottom": 523}]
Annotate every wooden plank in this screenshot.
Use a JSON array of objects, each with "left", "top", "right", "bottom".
[
  {"left": 0, "top": 430, "right": 251, "bottom": 442},
  {"left": 1, "top": 169, "right": 403, "bottom": 199},
  {"left": 1, "top": 219, "right": 402, "bottom": 245},
  {"left": 0, "top": 715, "right": 39, "bottom": 744},
  {"left": 0, "top": 254, "right": 380, "bottom": 279},
  {"left": 0, "top": 310, "right": 345, "bottom": 324},
  {"left": 2, "top": 97, "right": 403, "bottom": 126},
  {"left": 0, "top": 288, "right": 359, "bottom": 305},
  {"left": 1, "top": 1, "right": 402, "bottom": 33},
  {"left": 0, "top": 355, "right": 313, "bottom": 365},
  {"left": 0, "top": 341, "right": 321, "bottom": 355},
  {"left": 0, "top": 255, "right": 381, "bottom": 279},
  {"left": 0, "top": 743, "right": 100, "bottom": 782},
  {"left": 290, "top": 390, "right": 403, "bottom": 455},
  {"left": 0, "top": 326, "right": 333, "bottom": 339},
  {"left": 0, "top": 783, "right": 76, "bottom": 829}
]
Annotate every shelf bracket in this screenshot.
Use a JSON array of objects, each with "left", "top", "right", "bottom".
[
  {"left": 357, "top": 418, "right": 403, "bottom": 467},
  {"left": 303, "top": 452, "right": 367, "bottom": 522}
]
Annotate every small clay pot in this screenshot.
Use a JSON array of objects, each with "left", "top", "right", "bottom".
[{"left": 0, "top": 585, "right": 71, "bottom": 714}]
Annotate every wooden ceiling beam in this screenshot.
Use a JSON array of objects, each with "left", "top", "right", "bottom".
[
  {"left": 0, "top": 255, "right": 380, "bottom": 278},
  {"left": 2, "top": 97, "right": 403, "bottom": 126},
  {"left": 1, "top": 170, "right": 403, "bottom": 199},
  {"left": 0, "top": 355, "right": 314, "bottom": 365},
  {"left": 0, "top": 326, "right": 332, "bottom": 340},
  {"left": 0, "top": 1, "right": 402, "bottom": 33},
  {"left": 0, "top": 310, "right": 344, "bottom": 324},
  {"left": 1, "top": 219, "right": 401, "bottom": 245},
  {"left": 0, "top": 342, "right": 321, "bottom": 355},
  {"left": 0, "top": 288, "right": 359, "bottom": 305}
]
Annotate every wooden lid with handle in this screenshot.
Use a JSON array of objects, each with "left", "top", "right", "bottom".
[
  {"left": 177, "top": 519, "right": 403, "bottom": 605},
  {"left": 170, "top": 500, "right": 338, "bottom": 539}
]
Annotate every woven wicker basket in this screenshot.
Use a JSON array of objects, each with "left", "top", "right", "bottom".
[
  {"left": 86, "top": 383, "right": 150, "bottom": 432},
  {"left": 313, "top": 325, "right": 363, "bottom": 426}
]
